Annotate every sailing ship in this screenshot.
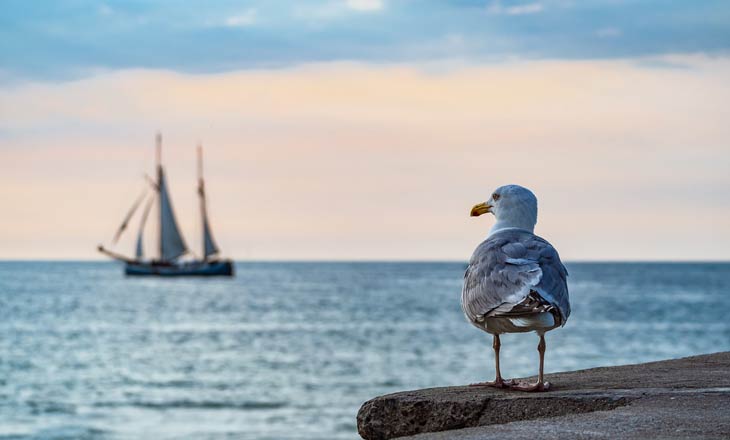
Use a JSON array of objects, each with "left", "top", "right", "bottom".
[{"left": 98, "top": 134, "right": 234, "bottom": 276}]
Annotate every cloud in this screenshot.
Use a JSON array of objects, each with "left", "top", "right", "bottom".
[
  {"left": 1, "top": 57, "right": 729, "bottom": 260},
  {"left": 98, "top": 4, "right": 114, "bottom": 17},
  {"left": 224, "top": 9, "right": 257, "bottom": 27},
  {"left": 345, "top": 0, "right": 384, "bottom": 12},
  {"left": 1, "top": 1, "right": 730, "bottom": 81},
  {"left": 487, "top": 1, "right": 543, "bottom": 16},
  {"left": 595, "top": 27, "right": 622, "bottom": 38}
]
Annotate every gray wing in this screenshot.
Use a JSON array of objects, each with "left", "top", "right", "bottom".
[
  {"left": 531, "top": 235, "right": 570, "bottom": 322},
  {"left": 461, "top": 229, "right": 570, "bottom": 325}
]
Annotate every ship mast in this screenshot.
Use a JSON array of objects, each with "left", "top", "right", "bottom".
[
  {"left": 156, "top": 132, "right": 163, "bottom": 259},
  {"left": 156, "top": 133, "right": 188, "bottom": 262}
]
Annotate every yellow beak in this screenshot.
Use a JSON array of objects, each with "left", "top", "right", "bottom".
[{"left": 470, "top": 202, "right": 492, "bottom": 217}]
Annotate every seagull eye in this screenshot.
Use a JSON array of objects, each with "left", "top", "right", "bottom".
[{"left": 492, "top": 193, "right": 500, "bottom": 201}]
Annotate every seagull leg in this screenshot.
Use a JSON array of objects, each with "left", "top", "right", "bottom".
[
  {"left": 470, "top": 334, "right": 512, "bottom": 388},
  {"left": 511, "top": 333, "right": 550, "bottom": 392}
]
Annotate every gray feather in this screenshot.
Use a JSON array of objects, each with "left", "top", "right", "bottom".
[{"left": 461, "top": 228, "right": 570, "bottom": 327}]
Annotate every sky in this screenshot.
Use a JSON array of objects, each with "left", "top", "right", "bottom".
[{"left": 1, "top": 1, "right": 729, "bottom": 261}]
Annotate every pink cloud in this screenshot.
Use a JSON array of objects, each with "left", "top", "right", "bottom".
[{"left": 1, "top": 57, "right": 729, "bottom": 260}]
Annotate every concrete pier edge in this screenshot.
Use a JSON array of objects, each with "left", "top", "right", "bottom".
[{"left": 356, "top": 352, "right": 730, "bottom": 439}]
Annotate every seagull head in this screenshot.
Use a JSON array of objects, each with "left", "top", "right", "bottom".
[{"left": 470, "top": 184, "right": 538, "bottom": 235}]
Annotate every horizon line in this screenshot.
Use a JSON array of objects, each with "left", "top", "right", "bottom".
[{"left": 0, "top": 258, "right": 729, "bottom": 264}]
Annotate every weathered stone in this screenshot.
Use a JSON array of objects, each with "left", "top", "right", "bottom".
[{"left": 357, "top": 352, "right": 730, "bottom": 439}]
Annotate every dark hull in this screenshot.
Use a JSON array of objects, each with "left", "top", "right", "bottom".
[{"left": 125, "top": 260, "right": 234, "bottom": 277}]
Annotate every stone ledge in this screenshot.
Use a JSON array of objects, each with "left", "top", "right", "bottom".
[{"left": 356, "top": 352, "right": 730, "bottom": 440}]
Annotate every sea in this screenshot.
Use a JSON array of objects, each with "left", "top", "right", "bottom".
[{"left": 1, "top": 262, "right": 729, "bottom": 440}]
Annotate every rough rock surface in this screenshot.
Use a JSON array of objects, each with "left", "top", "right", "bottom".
[
  {"left": 356, "top": 352, "right": 730, "bottom": 440},
  {"left": 402, "top": 391, "right": 730, "bottom": 440}
]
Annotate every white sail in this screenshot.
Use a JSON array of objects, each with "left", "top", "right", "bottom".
[
  {"left": 198, "top": 145, "right": 220, "bottom": 259},
  {"left": 135, "top": 197, "right": 154, "bottom": 259},
  {"left": 201, "top": 201, "right": 219, "bottom": 258},
  {"left": 135, "top": 230, "right": 144, "bottom": 259},
  {"left": 112, "top": 188, "right": 147, "bottom": 244},
  {"left": 158, "top": 167, "right": 188, "bottom": 261}
]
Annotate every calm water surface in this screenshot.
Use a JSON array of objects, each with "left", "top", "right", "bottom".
[{"left": 1, "top": 262, "right": 729, "bottom": 439}]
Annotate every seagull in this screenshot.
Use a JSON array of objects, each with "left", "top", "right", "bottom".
[{"left": 461, "top": 184, "right": 570, "bottom": 392}]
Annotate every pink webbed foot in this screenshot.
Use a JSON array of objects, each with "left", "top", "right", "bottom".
[
  {"left": 509, "top": 381, "right": 551, "bottom": 392},
  {"left": 469, "top": 378, "right": 514, "bottom": 389}
]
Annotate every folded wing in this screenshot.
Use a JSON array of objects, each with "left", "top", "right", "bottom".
[{"left": 461, "top": 229, "right": 570, "bottom": 326}]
